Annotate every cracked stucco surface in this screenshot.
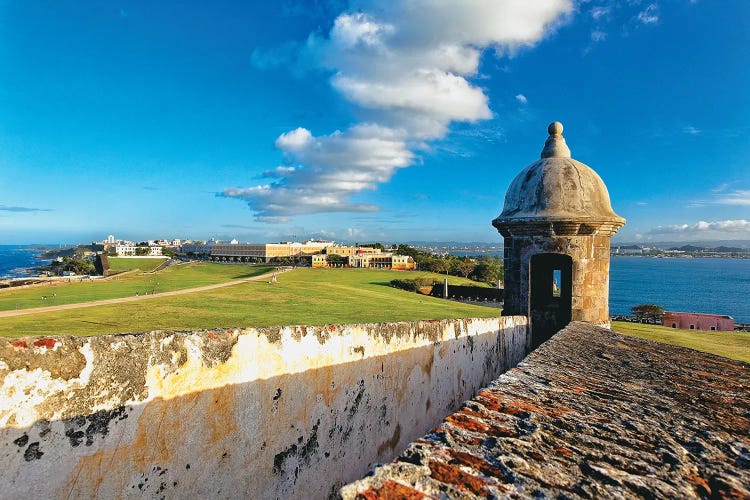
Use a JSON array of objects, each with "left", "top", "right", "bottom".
[{"left": 0, "top": 317, "right": 528, "bottom": 499}]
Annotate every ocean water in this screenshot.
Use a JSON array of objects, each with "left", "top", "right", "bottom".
[
  {"left": 0, "top": 245, "right": 49, "bottom": 279},
  {"left": 449, "top": 252, "right": 750, "bottom": 323},
  {"left": 610, "top": 257, "right": 750, "bottom": 323}
]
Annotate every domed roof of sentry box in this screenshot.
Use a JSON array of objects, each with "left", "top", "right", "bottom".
[{"left": 492, "top": 122, "right": 625, "bottom": 232}]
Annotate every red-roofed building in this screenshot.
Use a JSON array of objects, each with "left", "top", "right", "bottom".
[{"left": 663, "top": 311, "right": 734, "bottom": 331}]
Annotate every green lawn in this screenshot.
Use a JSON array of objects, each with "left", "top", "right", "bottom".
[
  {"left": 0, "top": 268, "right": 499, "bottom": 337},
  {"left": 612, "top": 321, "right": 750, "bottom": 363},
  {"left": 0, "top": 263, "right": 274, "bottom": 312},
  {"left": 107, "top": 257, "right": 168, "bottom": 272}
]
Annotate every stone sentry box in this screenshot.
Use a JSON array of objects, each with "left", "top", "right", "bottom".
[{"left": 493, "top": 122, "right": 625, "bottom": 347}]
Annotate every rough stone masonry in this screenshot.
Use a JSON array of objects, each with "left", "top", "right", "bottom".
[
  {"left": 494, "top": 122, "right": 625, "bottom": 347},
  {"left": 341, "top": 322, "right": 750, "bottom": 499}
]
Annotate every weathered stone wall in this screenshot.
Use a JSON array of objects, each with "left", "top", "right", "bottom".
[
  {"left": 429, "top": 284, "right": 504, "bottom": 302},
  {"left": 341, "top": 322, "right": 750, "bottom": 499},
  {"left": 0, "top": 316, "right": 528, "bottom": 499},
  {"left": 503, "top": 233, "right": 613, "bottom": 325}
]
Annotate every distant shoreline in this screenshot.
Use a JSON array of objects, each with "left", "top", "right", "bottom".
[{"left": 611, "top": 254, "right": 749, "bottom": 260}]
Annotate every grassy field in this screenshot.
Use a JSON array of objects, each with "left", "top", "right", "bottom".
[
  {"left": 0, "top": 263, "right": 274, "bottom": 312},
  {"left": 0, "top": 268, "right": 499, "bottom": 337},
  {"left": 612, "top": 321, "right": 750, "bottom": 363},
  {"left": 107, "top": 257, "right": 167, "bottom": 272}
]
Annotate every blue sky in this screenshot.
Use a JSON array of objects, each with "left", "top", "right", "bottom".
[{"left": 1, "top": 0, "right": 748, "bottom": 245}]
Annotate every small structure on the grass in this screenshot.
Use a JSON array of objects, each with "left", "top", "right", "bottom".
[
  {"left": 663, "top": 311, "right": 734, "bottom": 331},
  {"left": 493, "top": 122, "right": 625, "bottom": 347}
]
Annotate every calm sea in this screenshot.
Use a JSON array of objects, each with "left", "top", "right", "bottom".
[
  {"left": 449, "top": 252, "right": 750, "bottom": 323},
  {"left": 0, "top": 245, "right": 50, "bottom": 279},
  {"left": 609, "top": 257, "right": 750, "bottom": 323}
]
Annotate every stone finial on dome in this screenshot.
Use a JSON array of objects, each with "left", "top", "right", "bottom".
[{"left": 540, "top": 121, "right": 571, "bottom": 159}]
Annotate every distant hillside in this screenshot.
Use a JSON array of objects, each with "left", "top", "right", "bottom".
[
  {"left": 38, "top": 244, "right": 103, "bottom": 259},
  {"left": 615, "top": 239, "right": 750, "bottom": 249},
  {"left": 668, "top": 244, "right": 748, "bottom": 253},
  {"left": 668, "top": 245, "right": 705, "bottom": 252},
  {"left": 713, "top": 246, "right": 748, "bottom": 253}
]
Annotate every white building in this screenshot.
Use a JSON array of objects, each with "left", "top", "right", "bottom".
[
  {"left": 613, "top": 245, "right": 643, "bottom": 255},
  {"left": 115, "top": 244, "right": 136, "bottom": 256}
]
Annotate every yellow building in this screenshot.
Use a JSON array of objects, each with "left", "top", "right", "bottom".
[
  {"left": 391, "top": 255, "right": 416, "bottom": 270},
  {"left": 211, "top": 241, "right": 333, "bottom": 262},
  {"left": 312, "top": 254, "right": 328, "bottom": 268},
  {"left": 347, "top": 253, "right": 415, "bottom": 270},
  {"left": 326, "top": 246, "right": 382, "bottom": 257},
  {"left": 313, "top": 251, "right": 415, "bottom": 270}
]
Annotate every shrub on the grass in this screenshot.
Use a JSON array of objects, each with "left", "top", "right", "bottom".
[
  {"left": 390, "top": 278, "right": 436, "bottom": 292},
  {"left": 390, "top": 279, "right": 420, "bottom": 292}
]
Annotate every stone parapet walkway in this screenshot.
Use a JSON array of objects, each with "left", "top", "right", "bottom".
[{"left": 341, "top": 322, "right": 750, "bottom": 499}]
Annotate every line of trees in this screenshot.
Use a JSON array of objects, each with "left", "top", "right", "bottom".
[
  {"left": 631, "top": 304, "right": 664, "bottom": 321},
  {"left": 395, "top": 245, "right": 503, "bottom": 286},
  {"left": 51, "top": 256, "right": 96, "bottom": 275}
]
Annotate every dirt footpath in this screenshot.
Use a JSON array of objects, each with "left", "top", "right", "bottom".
[{"left": 0, "top": 268, "right": 287, "bottom": 319}]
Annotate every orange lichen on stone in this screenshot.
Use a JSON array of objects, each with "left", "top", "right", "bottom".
[
  {"left": 445, "top": 412, "right": 516, "bottom": 438},
  {"left": 428, "top": 460, "right": 488, "bottom": 495},
  {"left": 445, "top": 413, "right": 491, "bottom": 434},
  {"left": 475, "top": 391, "right": 563, "bottom": 417},
  {"left": 447, "top": 449, "right": 508, "bottom": 486},
  {"left": 505, "top": 399, "right": 563, "bottom": 417},
  {"left": 33, "top": 338, "right": 56, "bottom": 349},
  {"left": 343, "top": 323, "right": 750, "bottom": 499},
  {"left": 555, "top": 447, "right": 574, "bottom": 457},
  {"left": 10, "top": 340, "right": 27, "bottom": 349},
  {"left": 685, "top": 474, "right": 711, "bottom": 497},
  {"left": 355, "top": 480, "right": 426, "bottom": 500},
  {"left": 475, "top": 391, "right": 505, "bottom": 412}
]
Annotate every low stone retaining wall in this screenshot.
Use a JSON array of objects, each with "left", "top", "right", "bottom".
[
  {"left": 0, "top": 316, "right": 528, "bottom": 499},
  {"left": 430, "top": 284, "right": 504, "bottom": 302}
]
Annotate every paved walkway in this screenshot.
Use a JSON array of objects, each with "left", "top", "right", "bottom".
[{"left": 0, "top": 268, "right": 288, "bottom": 319}]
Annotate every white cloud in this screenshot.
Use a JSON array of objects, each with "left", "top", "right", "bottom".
[
  {"left": 637, "top": 4, "right": 659, "bottom": 24},
  {"left": 715, "top": 190, "right": 750, "bottom": 206},
  {"left": 263, "top": 166, "right": 297, "bottom": 178},
  {"left": 224, "top": 0, "right": 573, "bottom": 221},
  {"left": 590, "top": 6, "right": 611, "bottom": 21},
  {"left": 649, "top": 219, "right": 750, "bottom": 235},
  {"left": 590, "top": 30, "right": 607, "bottom": 43},
  {"left": 515, "top": 93, "right": 528, "bottom": 104},
  {"left": 682, "top": 125, "right": 701, "bottom": 135},
  {"left": 689, "top": 187, "right": 750, "bottom": 207},
  {"left": 275, "top": 127, "right": 313, "bottom": 150}
]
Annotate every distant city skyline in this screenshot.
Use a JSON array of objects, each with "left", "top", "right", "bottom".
[{"left": 1, "top": 1, "right": 748, "bottom": 244}]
